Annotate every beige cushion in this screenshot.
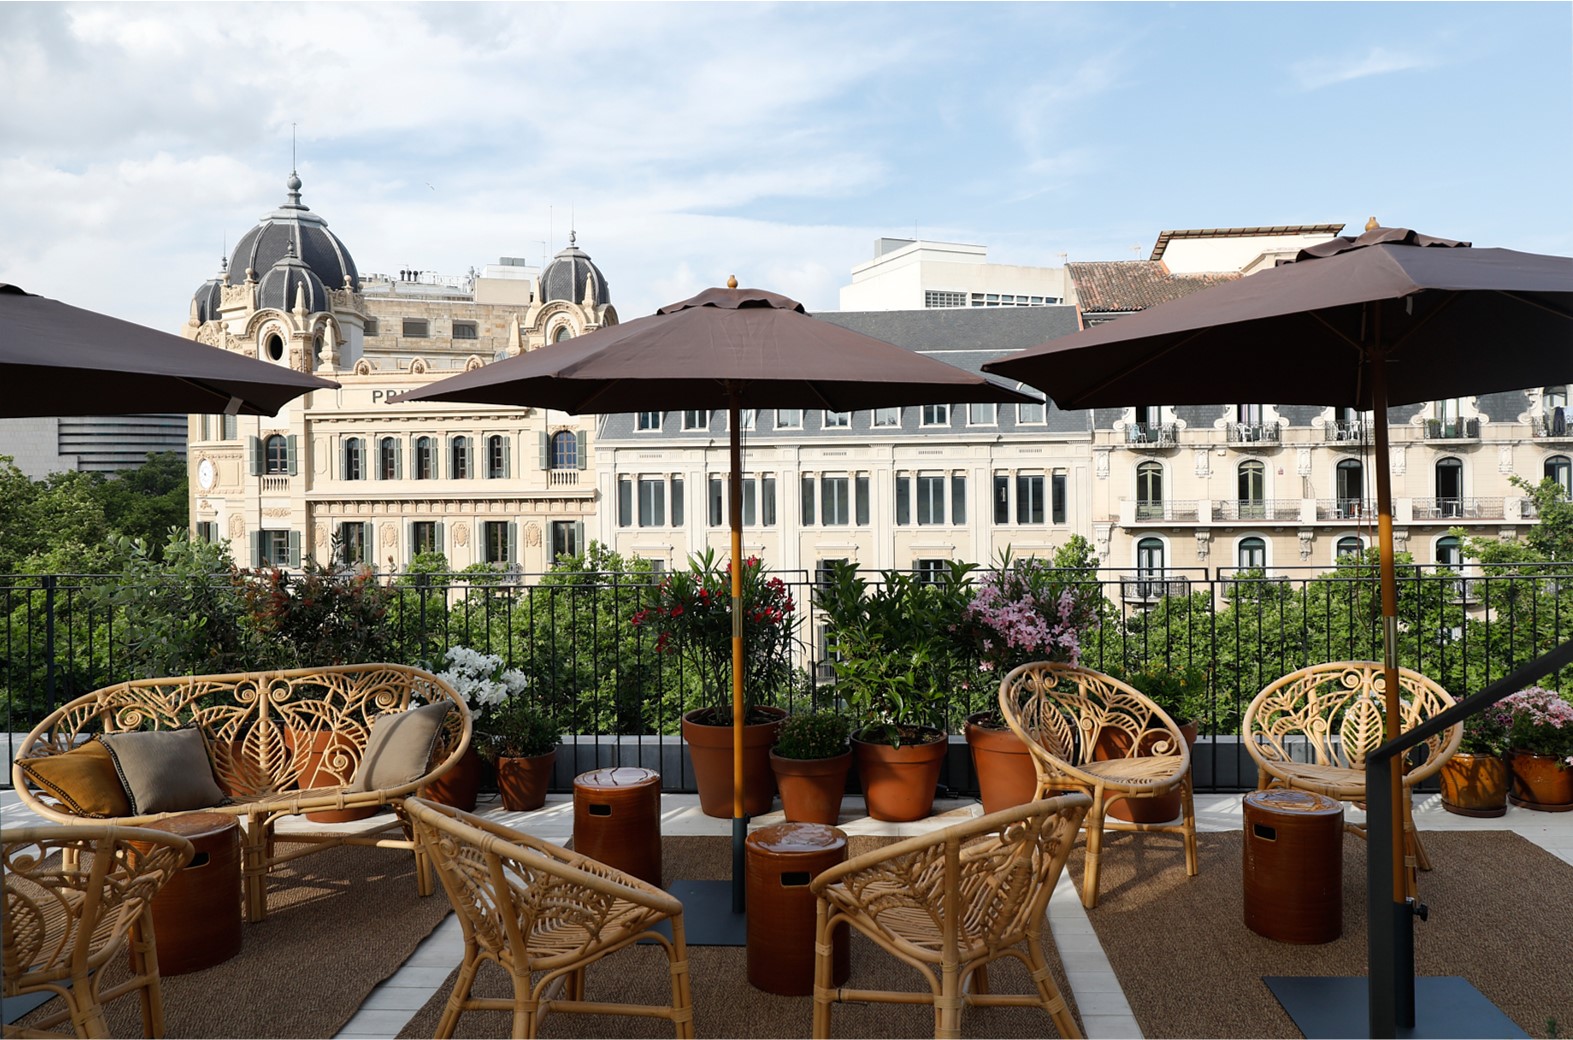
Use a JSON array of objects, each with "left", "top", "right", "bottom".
[
  {"left": 350, "top": 701, "right": 453, "bottom": 792},
  {"left": 16, "top": 739, "right": 132, "bottom": 818},
  {"left": 99, "top": 728, "right": 227, "bottom": 816}
]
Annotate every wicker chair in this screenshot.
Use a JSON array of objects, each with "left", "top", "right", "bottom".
[
  {"left": 403, "top": 797, "right": 694, "bottom": 1039},
  {"left": 3, "top": 825, "right": 194, "bottom": 1039},
  {"left": 1242, "top": 661, "right": 1461, "bottom": 893},
  {"left": 811, "top": 793, "right": 1093, "bottom": 1040},
  {"left": 997, "top": 662, "right": 1198, "bottom": 909}
]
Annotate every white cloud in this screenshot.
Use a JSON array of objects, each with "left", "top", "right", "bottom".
[{"left": 1290, "top": 46, "right": 1434, "bottom": 91}]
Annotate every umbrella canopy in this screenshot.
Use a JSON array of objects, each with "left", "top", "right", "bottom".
[
  {"left": 983, "top": 225, "right": 1573, "bottom": 1035},
  {"left": 1, "top": 284, "right": 338, "bottom": 417}
]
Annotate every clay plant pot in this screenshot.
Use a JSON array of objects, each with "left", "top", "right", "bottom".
[
  {"left": 852, "top": 728, "right": 948, "bottom": 822},
  {"left": 496, "top": 749, "right": 556, "bottom": 813},
  {"left": 1438, "top": 752, "right": 1510, "bottom": 818},
  {"left": 424, "top": 743, "right": 484, "bottom": 813},
  {"left": 965, "top": 712, "right": 1039, "bottom": 815},
  {"left": 1098, "top": 720, "right": 1198, "bottom": 824},
  {"left": 1506, "top": 750, "right": 1573, "bottom": 812},
  {"left": 288, "top": 729, "right": 379, "bottom": 823},
  {"left": 770, "top": 749, "right": 853, "bottom": 825},
  {"left": 682, "top": 706, "right": 787, "bottom": 819}
]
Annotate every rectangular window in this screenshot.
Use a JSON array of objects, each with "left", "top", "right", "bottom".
[
  {"left": 402, "top": 318, "right": 429, "bottom": 338},
  {"left": 450, "top": 437, "right": 470, "bottom": 479},
  {"left": 741, "top": 477, "right": 757, "bottom": 526},
  {"left": 550, "top": 521, "right": 581, "bottom": 561},
  {"left": 916, "top": 475, "right": 945, "bottom": 525},
  {"left": 636, "top": 412, "right": 661, "bottom": 431},
  {"left": 196, "top": 521, "right": 218, "bottom": 544},
  {"left": 708, "top": 476, "right": 723, "bottom": 526},
  {"left": 761, "top": 475, "right": 776, "bottom": 526},
  {"left": 775, "top": 409, "right": 803, "bottom": 429},
  {"left": 873, "top": 407, "right": 900, "bottom": 428},
  {"left": 921, "top": 404, "right": 950, "bottom": 426},
  {"left": 923, "top": 290, "right": 967, "bottom": 308},
  {"left": 801, "top": 475, "right": 816, "bottom": 526},
  {"left": 738, "top": 409, "right": 756, "bottom": 431},
  {"left": 855, "top": 475, "right": 870, "bottom": 525},
  {"left": 363, "top": 318, "right": 380, "bottom": 337},
  {"left": 895, "top": 475, "right": 911, "bottom": 525},
  {"left": 1051, "top": 470, "right": 1067, "bottom": 524},
  {"left": 950, "top": 474, "right": 966, "bottom": 525},
  {"left": 968, "top": 403, "right": 996, "bottom": 426},
  {"left": 338, "top": 522, "right": 365, "bottom": 565},
  {"left": 484, "top": 521, "right": 510, "bottom": 563},
  {"left": 1016, "top": 474, "right": 1045, "bottom": 524},
  {"left": 1018, "top": 400, "right": 1045, "bottom": 424},
  {"left": 994, "top": 474, "right": 1010, "bottom": 524},
  {"left": 682, "top": 410, "right": 707, "bottom": 431},
  {"left": 486, "top": 435, "right": 508, "bottom": 479},
  {"left": 452, "top": 321, "right": 478, "bottom": 340},
  {"left": 260, "top": 529, "right": 292, "bottom": 567},
  {"left": 343, "top": 438, "right": 363, "bottom": 481},
  {"left": 913, "top": 559, "right": 946, "bottom": 584},
  {"left": 618, "top": 477, "right": 634, "bottom": 527},
  {"left": 638, "top": 477, "right": 666, "bottom": 527},
  {"left": 671, "top": 476, "right": 684, "bottom": 526},
  {"left": 822, "top": 476, "right": 850, "bottom": 525},
  {"left": 823, "top": 410, "right": 850, "bottom": 429},
  {"left": 411, "top": 521, "right": 439, "bottom": 555}
]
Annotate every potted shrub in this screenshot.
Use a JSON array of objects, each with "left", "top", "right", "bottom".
[
  {"left": 422, "top": 646, "right": 526, "bottom": 812},
  {"left": 479, "top": 696, "right": 559, "bottom": 813},
  {"left": 1102, "top": 662, "right": 1207, "bottom": 823},
  {"left": 631, "top": 549, "right": 795, "bottom": 818},
  {"left": 1500, "top": 685, "right": 1573, "bottom": 811},
  {"left": 1438, "top": 703, "right": 1511, "bottom": 817},
  {"left": 816, "top": 562, "right": 966, "bottom": 822},
  {"left": 955, "top": 546, "right": 1099, "bottom": 814},
  {"left": 770, "top": 710, "right": 853, "bottom": 824}
]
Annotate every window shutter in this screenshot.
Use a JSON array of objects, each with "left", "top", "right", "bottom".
[
  {"left": 224, "top": 414, "right": 238, "bottom": 440},
  {"left": 395, "top": 439, "right": 404, "bottom": 479},
  {"left": 249, "top": 436, "right": 262, "bottom": 476},
  {"left": 251, "top": 531, "right": 262, "bottom": 567},
  {"left": 540, "top": 432, "right": 550, "bottom": 469},
  {"left": 573, "top": 521, "right": 584, "bottom": 555},
  {"left": 435, "top": 522, "right": 445, "bottom": 554},
  {"left": 801, "top": 476, "right": 815, "bottom": 526},
  {"left": 287, "top": 435, "right": 299, "bottom": 476},
  {"left": 287, "top": 531, "right": 302, "bottom": 568},
  {"left": 672, "top": 477, "right": 684, "bottom": 527},
  {"left": 364, "top": 522, "right": 376, "bottom": 566},
  {"left": 507, "top": 522, "right": 518, "bottom": 564},
  {"left": 951, "top": 475, "right": 966, "bottom": 525},
  {"left": 407, "top": 521, "right": 415, "bottom": 557},
  {"left": 501, "top": 438, "right": 511, "bottom": 478},
  {"left": 575, "top": 430, "right": 588, "bottom": 470}
]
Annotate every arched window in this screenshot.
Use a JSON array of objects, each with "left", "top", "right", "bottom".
[
  {"left": 1335, "top": 459, "right": 1364, "bottom": 518},
  {"left": 343, "top": 437, "right": 364, "bottom": 481},
  {"left": 549, "top": 430, "right": 578, "bottom": 470},
  {"left": 1136, "top": 537, "right": 1165, "bottom": 598},
  {"left": 486, "top": 435, "right": 508, "bottom": 479},
  {"left": 1136, "top": 461, "right": 1164, "bottom": 519},
  {"left": 450, "top": 436, "right": 471, "bottom": 480},
  {"left": 1238, "top": 460, "right": 1265, "bottom": 519},
  {"left": 1336, "top": 536, "right": 1364, "bottom": 560},
  {"left": 1546, "top": 454, "right": 1572, "bottom": 496},
  {"left": 414, "top": 436, "right": 436, "bottom": 480},
  {"left": 1436, "top": 535, "right": 1463, "bottom": 570},
  {"left": 263, "top": 434, "right": 289, "bottom": 475},
  {"left": 1238, "top": 536, "right": 1266, "bottom": 571},
  {"left": 553, "top": 326, "right": 572, "bottom": 343},
  {"left": 1435, "top": 456, "right": 1463, "bottom": 517},
  {"left": 379, "top": 437, "right": 399, "bottom": 480}
]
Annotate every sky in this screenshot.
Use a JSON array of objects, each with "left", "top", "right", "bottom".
[{"left": 2, "top": 2, "right": 1570, "bottom": 335}]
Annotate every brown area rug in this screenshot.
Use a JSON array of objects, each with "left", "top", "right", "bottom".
[
  {"left": 1075, "top": 829, "right": 1573, "bottom": 1039},
  {"left": 16, "top": 838, "right": 451, "bottom": 1039},
  {"left": 397, "top": 834, "right": 1084, "bottom": 1039}
]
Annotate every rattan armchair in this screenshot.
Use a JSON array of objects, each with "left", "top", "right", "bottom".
[
  {"left": 811, "top": 793, "right": 1093, "bottom": 1040},
  {"left": 403, "top": 797, "right": 694, "bottom": 1039},
  {"left": 3, "top": 825, "right": 194, "bottom": 1039},
  {"left": 1242, "top": 661, "right": 1461, "bottom": 893},
  {"left": 997, "top": 662, "right": 1198, "bottom": 909}
]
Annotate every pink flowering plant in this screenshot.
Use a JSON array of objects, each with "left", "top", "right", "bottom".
[
  {"left": 629, "top": 548, "right": 796, "bottom": 725},
  {"left": 1500, "top": 685, "right": 1573, "bottom": 768}
]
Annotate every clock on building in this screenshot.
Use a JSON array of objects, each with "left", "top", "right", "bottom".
[{"left": 197, "top": 458, "right": 216, "bottom": 490}]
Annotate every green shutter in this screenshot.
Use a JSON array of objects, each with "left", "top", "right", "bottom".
[
  {"left": 364, "top": 522, "right": 376, "bottom": 567},
  {"left": 251, "top": 531, "right": 263, "bottom": 567},
  {"left": 573, "top": 521, "right": 584, "bottom": 556},
  {"left": 394, "top": 439, "right": 404, "bottom": 479},
  {"left": 287, "top": 530, "right": 301, "bottom": 568},
  {"left": 575, "top": 430, "right": 588, "bottom": 470},
  {"left": 435, "top": 522, "right": 445, "bottom": 554},
  {"left": 249, "top": 437, "right": 262, "bottom": 476},
  {"left": 540, "top": 432, "right": 550, "bottom": 469},
  {"left": 502, "top": 437, "right": 511, "bottom": 478},
  {"left": 287, "top": 435, "right": 299, "bottom": 476},
  {"left": 507, "top": 522, "right": 518, "bottom": 564}
]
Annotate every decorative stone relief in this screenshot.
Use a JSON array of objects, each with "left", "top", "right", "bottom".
[
  {"left": 409, "top": 357, "right": 428, "bottom": 375},
  {"left": 1094, "top": 449, "right": 1110, "bottom": 480},
  {"left": 524, "top": 523, "right": 542, "bottom": 547},
  {"left": 1093, "top": 522, "right": 1112, "bottom": 561},
  {"left": 1194, "top": 532, "right": 1211, "bottom": 559},
  {"left": 262, "top": 507, "right": 291, "bottom": 518},
  {"left": 1194, "top": 448, "right": 1211, "bottom": 478},
  {"left": 354, "top": 359, "right": 374, "bottom": 375},
  {"left": 1500, "top": 444, "right": 1515, "bottom": 474},
  {"left": 1299, "top": 530, "right": 1314, "bottom": 560},
  {"left": 1393, "top": 530, "right": 1410, "bottom": 552},
  {"left": 451, "top": 522, "right": 470, "bottom": 547},
  {"left": 1296, "top": 448, "right": 1312, "bottom": 477},
  {"left": 315, "top": 527, "right": 330, "bottom": 554},
  {"left": 465, "top": 355, "right": 485, "bottom": 372},
  {"left": 1391, "top": 445, "right": 1406, "bottom": 476},
  {"left": 228, "top": 514, "right": 246, "bottom": 540},
  {"left": 379, "top": 522, "right": 397, "bottom": 547}
]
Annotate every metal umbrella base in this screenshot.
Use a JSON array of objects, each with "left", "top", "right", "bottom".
[{"left": 1265, "top": 976, "right": 1526, "bottom": 1039}]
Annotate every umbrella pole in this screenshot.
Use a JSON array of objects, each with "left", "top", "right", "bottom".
[{"left": 728, "top": 392, "right": 747, "bottom": 914}]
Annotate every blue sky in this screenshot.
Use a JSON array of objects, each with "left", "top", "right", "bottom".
[{"left": 2, "top": 2, "right": 1569, "bottom": 334}]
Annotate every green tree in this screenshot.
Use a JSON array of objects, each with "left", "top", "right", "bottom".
[{"left": 94, "top": 452, "right": 189, "bottom": 554}]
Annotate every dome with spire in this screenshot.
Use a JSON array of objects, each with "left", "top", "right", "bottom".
[
  {"left": 256, "top": 241, "right": 329, "bottom": 313},
  {"left": 540, "top": 232, "right": 611, "bottom": 306},
  {"left": 226, "top": 171, "right": 359, "bottom": 297},
  {"left": 191, "top": 256, "right": 228, "bottom": 323}
]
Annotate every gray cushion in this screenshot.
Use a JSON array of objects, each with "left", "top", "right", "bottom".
[
  {"left": 350, "top": 701, "right": 453, "bottom": 792},
  {"left": 99, "top": 728, "right": 227, "bottom": 816}
]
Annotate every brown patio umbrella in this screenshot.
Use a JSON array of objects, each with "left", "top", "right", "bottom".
[
  {"left": 984, "top": 224, "right": 1573, "bottom": 1035},
  {"left": 394, "top": 281, "right": 1033, "bottom": 926},
  {"left": 1, "top": 283, "right": 338, "bottom": 417}
]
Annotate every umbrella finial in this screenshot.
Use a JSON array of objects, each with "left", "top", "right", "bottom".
[
  {"left": 1365, "top": 216, "right": 1380, "bottom": 231},
  {"left": 727, "top": 275, "right": 738, "bottom": 289}
]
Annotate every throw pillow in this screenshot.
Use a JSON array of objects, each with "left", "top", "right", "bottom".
[
  {"left": 16, "top": 739, "right": 132, "bottom": 818},
  {"left": 99, "top": 728, "right": 227, "bottom": 816},
  {"left": 350, "top": 700, "right": 454, "bottom": 792}
]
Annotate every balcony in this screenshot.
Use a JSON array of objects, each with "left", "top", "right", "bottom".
[
  {"left": 546, "top": 469, "right": 580, "bottom": 487},
  {"left": 1324, "top": 420, "right": 1366, "bottom": 442},
  {"left": 1120, "top": 575, "right": 1193, "bottom": 602},
  {"left": 1214, "top": 499, "right": 1302, "bottom": 523},
  {"left": 1423, "top": 417, "right": 1480, "bottom": 441},
  {"left": 1132, "top": 499, "right": 1201, "bottom": 522},
  {"left": 1531, "top": 408, "right": 1571, "bottom": 440},
  {"left": 260, "top": 475, "right": 290, "bottom": 493},
  {"left": 1412, "top": 497, "right": 1505, "bottom": 521},
  {"left": 1226, "top": 422, "right": 1279, "bottom": 447},
  {"left": 1316, "top": 498, "right": 1376, "bottom": 520},
  {"left": 1124, "top": 422, "right": 1178, "bottom": 449}
]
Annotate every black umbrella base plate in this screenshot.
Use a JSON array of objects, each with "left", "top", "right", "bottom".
[
  {"left": 1265, "top": 976, "right": 1527, "bottom": 1038},
  {"left": 643, "top": 879, "right": 748, "bottom": 947}
]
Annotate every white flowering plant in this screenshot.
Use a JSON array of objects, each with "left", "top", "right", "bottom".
[{"left": 426, "top": 645, "right": 528, "bottom": 727}]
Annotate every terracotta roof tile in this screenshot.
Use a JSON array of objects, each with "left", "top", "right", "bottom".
[{"left": 1066, "top": 261, "right": 1239, "bottom": 315}]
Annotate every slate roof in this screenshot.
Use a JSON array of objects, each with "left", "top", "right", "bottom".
[{"left": 1066, "top": 261, "right": 1238, "bottom": 316}]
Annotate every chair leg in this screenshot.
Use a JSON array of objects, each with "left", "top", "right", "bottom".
[
  {"left": 937, "top": 960, "right": 963, "bottom": 1039},
  {"left": 412, "top": 837, "right": 436, "bottom": 898},
  {"left": 241, "top": 814, "right": 270, "bottom": 923},
  {"left": 667, "top": 915, "right": 695, "bottom": 1040},
  {"left": 1026, "top": 935, "right": 1083, "bottom": 1039},
  {"left": 1181, "top": 775, "right": 1199, "bottom": 878},
  {"left": 813, "top": 901, "right": 836, "bottom": 1040},
  {"left": 1080, "top": 788, "right": 1108, "bottom": 909},
  {"left": 433, "top": 950, "right": 480, "bottom": 1040},
  {"left": 129, "top": 910, "right": 165, "bottom": 1039},
  {"left": 509, "top": 969, "right": 537, "bottom": 1040}
]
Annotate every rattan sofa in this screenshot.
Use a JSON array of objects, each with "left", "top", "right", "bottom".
[{"left": 12, "top": 663, "right": 471, "bottom": 922}]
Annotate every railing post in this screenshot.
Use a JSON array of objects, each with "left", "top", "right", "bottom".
[{"left": 43, "top": 574, "right": 58, "bottom": 713}]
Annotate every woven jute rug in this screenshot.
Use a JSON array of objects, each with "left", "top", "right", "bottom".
[
  {"left": 1072, "top": 828, "right": 1573, "bottom": 1039},
  {"left": 14, "top": 835, "right": 451, "bottom": 1039},
  {"left": 397, "top": 833, "right": 1085, "bottom": 1039}
]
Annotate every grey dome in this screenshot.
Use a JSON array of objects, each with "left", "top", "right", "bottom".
[
  {"left": 540, "top": 232, "right": 610, "bottom": 306},
  {"left": 192, "top": 258, "right": 227, "bottom": 323},
  {"left": 227, "top": 171, "right": 359, "bottom": 295},
  {"left": 257, "top": 242, "right": 329, "bottom": 313}
]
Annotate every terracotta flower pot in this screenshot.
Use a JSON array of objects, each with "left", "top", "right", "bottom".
[
  {"left": 496, "top": 750, "right": 556, "bottom": 813},
  {"left": 424, "top": 744, "right": 483, "bottom": 813},
  {"left": 770, "top": 749, "right": 853, "bottom": 825},
  {"left": 682, "top": 707, "right": 787, "bottom": 818},
  {"left": 1438, "top": 751, "right": 1510, "bottom": 818},
  {"left": 852, "top": 728, "right": 948, "bottom": 822},
  {"left": 1506, "top": 749, "right": 1573, "bottom": 812},
  {"left": 965, "top": 713, "right": 1038, "bottom": 815},
  {"left": 288, "top": 728, "right": 379, "bottom": 823},
  {"left": 1098, "top": 720, "right": 1197, "bottom": 824}
]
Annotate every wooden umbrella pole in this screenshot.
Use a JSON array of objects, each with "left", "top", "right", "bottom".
[
  {"left": 1367, "top": 326, "right": 1406, "bottom": 905},
  {"left": 728, "top": 390, "right": 746, "bottom": 913}
]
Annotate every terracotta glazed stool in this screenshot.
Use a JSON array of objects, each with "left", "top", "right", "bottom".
[
  {"left": 746, "top": 821, "right": 850, "bottom": 995},
  {"left": 132, "top": 812, "right": 242, "bottom": 975},
  {"left": 572, "top": 767, "right": 663, "bottom": 886},
  {"left": 1242, "top": 789, "right": 1344, "bottom": 944}
]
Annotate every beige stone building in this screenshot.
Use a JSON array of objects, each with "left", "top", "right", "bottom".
[{"left": 183, "top": 173, "right": 613, "bottom": 572}]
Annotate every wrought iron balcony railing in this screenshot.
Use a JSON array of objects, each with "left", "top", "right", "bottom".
[
  {"left": 1423, "top": 417, "right": 1480, "bottom": 440},
  {"left": 1125, "top": 422, "right": 1178, "bottom": 448},
  {"left": 1226, "top": 422, "right": 1280, "bottom": 445}
]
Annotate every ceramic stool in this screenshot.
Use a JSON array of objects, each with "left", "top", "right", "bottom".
[
  {"left": 1242, "top": 789, "right": 1344, "bottom": 944},
  {"left": 132, "top": 812, "right": 242, "bottom": 975},
  {"left": 745, "top": 821, "right": 851, "bottom": 995},
  {"left": 573, "top": 767, "right": 662, "bottom": 886}
]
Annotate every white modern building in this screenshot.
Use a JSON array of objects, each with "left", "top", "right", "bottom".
[{"left": 839, "top": 240, "right": 1070, "bottom": 312}]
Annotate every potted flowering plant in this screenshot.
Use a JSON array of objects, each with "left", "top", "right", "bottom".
[
  {"left": 1438, "top": 702, "right": 1512, "bottom": 817},
  {"left": 477, "top": 695, "right": 559, "bottom": 813},
  {"left": 1500, "top": 685, "right": 1573, "bottom": 811},
  {"left": 422, "top": 646, "right": 528, "bottom": 811},
  {"left": 630, "top": 549, "right": 796, "bottom": 817},
  {"left": 770, "top": 710, "right": 853, "bottom": 824}
]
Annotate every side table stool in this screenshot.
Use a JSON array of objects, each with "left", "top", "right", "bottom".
[
  {"left": 132, "top": 812, "right": 242, "bottom": 975},
  {"left": 746, "top": 821, "right": 850, "bottom": 996},
  {"left": 1242, "top": 789, "right": 1344, "bottom": 944},
  {"left": 573, "top": 767, "right": 663, "bottom": 886}
]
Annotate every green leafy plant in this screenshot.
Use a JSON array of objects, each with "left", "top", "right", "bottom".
[
  {"left": 478, "top": 695, "right": 559, "bottom": 761},
  {"left": 774, "top": 711, "right": 851, "bottom": 761},
  {"left": 241, "top": 559, "right": 393, "bottom": 667},
  {"left": 1457, "top": 701, "right": 1511, "bottom": 757},
  {"left": 1116, "top": 663, "right": 1210, "bottom": 727}
]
